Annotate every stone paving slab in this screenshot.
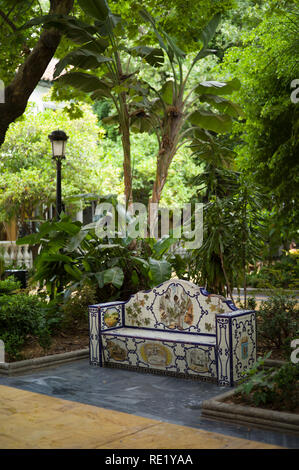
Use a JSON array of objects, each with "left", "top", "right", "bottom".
[
  {"left": 0, "top": 385, "right": 281, "bottom": 449},
  {"left": 0, "top": 359, "right": 298, "bottom": 448}
]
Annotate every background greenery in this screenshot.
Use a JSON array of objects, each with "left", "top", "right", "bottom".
[{"left": 0, "top": 0, "right": 298, "bottom": 364}]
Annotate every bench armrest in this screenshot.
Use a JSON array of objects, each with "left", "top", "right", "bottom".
[
  {"left": 88, "top": 301, "right": 125, "bottom": 366},
  {"left": 89, "top": 301, "right": 125, "bottom": 332},
  {"left": 215, "top": 309, "right": 256, "bottom": 386}
]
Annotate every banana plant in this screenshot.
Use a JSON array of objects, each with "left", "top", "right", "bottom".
[
  {"left": 128, "top": 9, "right": 244, "bottom": 205},
  {"left": 23, "top": 0, "right": 164, "bottom": 209}
]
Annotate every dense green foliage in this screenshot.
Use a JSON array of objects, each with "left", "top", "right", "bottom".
[
  {"left": 0, "top": 276, "right": 21, "bottom": 295},
  {"left": 218, "top": 2, "right": 299, "bottom": 244},
  {"left": 236, "top": 355, "right": 299, "bottom": 411},
  {"left": 0, "top": 0, "right": 41, "bottom": 84},
  {"left": 16, "top": 209, "right": 177, "bottom": 301},
  {"left": 184, "top": 163, "right": 265, "bottom": 297},
  {"left": 248, "top": 252, "right": 299, "bottom": 289},
  {"left": 256, "top": 292, "right": 298, "bottom": 358},
  {"left": 0, "top": 289, "right": 56, "bottom": 360},
  {"left": 110, "top": 0, "right": 234, "bottom": 53},
  {"left": 1, "top": 0, "right": 298, "bottom": 298}
]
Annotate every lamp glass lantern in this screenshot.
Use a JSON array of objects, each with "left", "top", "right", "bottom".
[{"left": 48, "top": 130, "right": 69, "bottom": 159}]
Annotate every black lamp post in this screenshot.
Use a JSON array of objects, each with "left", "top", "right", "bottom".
[{"left": 48, "top": 130, "right": 69, "bottom": 219}]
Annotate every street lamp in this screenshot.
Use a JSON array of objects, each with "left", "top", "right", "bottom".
[{"left": 48, "top": 130, "right": 69, "bottom": 219}]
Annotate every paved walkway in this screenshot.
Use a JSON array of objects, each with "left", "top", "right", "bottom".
[
  {"left": 1, "top": 360, "right": 298, "bottom": 449},
  {"left": 0, "top": 384, "right": 281, "bottom": 449}
]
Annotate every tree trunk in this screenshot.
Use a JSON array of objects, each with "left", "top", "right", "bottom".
[
  {"left": 121, "top": 111, "right": 133, "bottom": 210},
  {"left": 150, "top": 148, "right": 173, "bottom": 204},
  {"left": 0, "top": 0, "right": 74, "bottom": 147},
  {"left": 148, "top": 113, "right": 182, "bottom": 236},
  {"left": 219, "top": 247, "right": 234, "bottom": 302},
  {"left": 149, "top": 113, "right": 183, "bottom": 205}
]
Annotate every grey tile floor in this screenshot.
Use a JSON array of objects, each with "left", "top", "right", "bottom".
[{"left": 0, "top": 359, "right": 298, "bottom": 449}]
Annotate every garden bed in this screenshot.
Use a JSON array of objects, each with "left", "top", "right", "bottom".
[
  {"left": 224, "top": 391, "right": 299, "bottom": 414},
  {"left": 201, "top": 389, "right": 299, "bottom": 435},
  {"left": 4, "top": 327, "right": 89, "bottom": 363}
]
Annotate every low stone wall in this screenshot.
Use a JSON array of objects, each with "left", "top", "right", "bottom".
[
  {"left": 0, "top": 349, "right": 89, "bottom": 376},
  {"left": 201, "top": 388, "right": 299, "bottom": 436}
]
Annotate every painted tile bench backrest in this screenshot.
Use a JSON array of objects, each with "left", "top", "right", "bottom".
[{"left": 124, "top": 279, "right": 237, "bottom": 334}]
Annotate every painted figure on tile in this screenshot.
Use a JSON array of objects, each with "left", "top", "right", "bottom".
[
  {"left": 241, "top": 336, "right": 249, "bottom": 360},
  {"left": 104, "top": 309, "right": 119, "bottom": 328},
  {"left": 159, "top": 284, "right": 194, "bottom": 330},
  {"left": 106, "top": 339, "right": 127, "bottom": 361},
  {"left": 140, "top": 342, "right": 172, "bottom": 367},
  {"left": 188, "top": 348, "right": 209, "bottom": 373}
]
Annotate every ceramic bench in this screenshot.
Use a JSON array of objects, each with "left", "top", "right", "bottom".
[{"left": 88, "top": 279, "right": 256, "bottom": 386}]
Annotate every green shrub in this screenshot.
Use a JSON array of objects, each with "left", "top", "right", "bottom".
[
  {"left": 248, "top": 254, "right": 299, "bottom": 289},
  {"left": 0, "top": 293, "right": 54, "bottom": 360},
  {"left": 0, "top": 276, "right": 21, "bottom": 295},
  {"left": 237, "top": 355, "right": 299, "bottom": 411},
  {"left": 61, "top": 283, "right": 97, "bottom": 329},
  {"left": 257, "top": 292, "right": 298, "bottom": 358}
]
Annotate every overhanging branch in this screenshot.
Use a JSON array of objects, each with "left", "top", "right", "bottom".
[{"left": 0, "top": 8, "right": 17, "bottom": 31}]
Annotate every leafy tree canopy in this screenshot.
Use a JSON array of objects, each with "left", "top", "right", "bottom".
[
  {"left": 109, "top": 0, "right": 234, "bottom": 52},
  {"left": 216, "top": 0, "right": 299, "bottom": 240}
]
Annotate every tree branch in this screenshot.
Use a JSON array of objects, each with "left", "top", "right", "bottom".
[
  {"left": 0, "top": 8, "right": 17, "bottom": 31},
  {"left": 0, "top": 0, "right": 75, "bottom": 146}
]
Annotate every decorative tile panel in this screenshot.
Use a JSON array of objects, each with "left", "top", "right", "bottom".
[
  {"left": 124, "top": 279, "right": 236, "bottom": 335},
  {"left": 231, "top": 312, "right": 256, "bottom": 383},
  {"left": 88, "top": 306, "right": 101, "bottom": 365},
  {"left": 216, "top": 316, "right": 231, "bottom": 386},
  {"left": 100, "top": 305, "right": 123, "bottom": 331},
  {"left": 101, "top": 333, "right": 217, "bottom": 379}
]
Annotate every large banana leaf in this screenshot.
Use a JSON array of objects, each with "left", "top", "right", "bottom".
[
  {"left": 199, "top": 13, "right": 221, "bottom": 48},
  {"left": 130, "top": 46, "right": 164, "bottom": 68},
  {"left": 148, "top": 258, "right": 172, "bottom": 286},
  {"left": 65, "top": 230, "right": 89, "bottom": 251},
  {"left": 139, "top": 9, "right": 168, "bottom": 53},
  {"left": 192, "top": 48, "right": 217, "bottom": 64},
  {"left": 130, "top": 114, "right": 152, "bottom": 133},
  {"left": 139, "top": 8, "right": 185, "bottom": 63},
  {"left": 40, "top": 253, "right": 75, "bottom": 263},
  {"left": 195, "top": 79, "right": 241, "bottom": 96},
  {"left": 199, "top": 94, "right": 245, "bottom": 118},
  {"left": 21, "top": 14, "right": 98, "bottom": 44},
  {"left": 54, "top": 48, "right": 112, "bottom": 79},
  {"left": 64, "top": 264, "right": 82, "bottom": 281},
  {"left": 160, "top": 81, "right": 174, "bottom": 105},
  {"left": 189, "top": 110, "right": 233, "bottom": 133},
  {"left": 101, "top": 114, "right": 119, "bottom": 125},
  {"left": 152, "top": 236, "right": 177, "bottom": 259},
  {"left": 57, "top": 72, "right": 112, "bottom": 97},
  {"left": 77, "top": 0, "right": 121, "bottom": 35},
  {"left": 77, "top": 0, "right": 109, "bottom": 21},
  {"left": 163, "top": 31, "right": 186, "bottom": 60},
  {"left": 95, "top": 267, "right": 124, "bottom": 288}
]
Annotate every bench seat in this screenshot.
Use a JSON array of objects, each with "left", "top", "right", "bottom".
[{"left": 102, "top": 328, "right": 216, "bottom": 345}]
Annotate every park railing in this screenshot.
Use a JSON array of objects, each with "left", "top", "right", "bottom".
[{"left": 0, "top": 241, "right": 33, "bottom": 269}]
